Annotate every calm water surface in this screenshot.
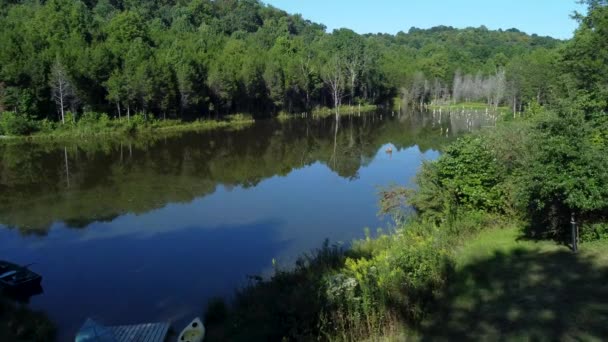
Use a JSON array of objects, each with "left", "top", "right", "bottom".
[{"left": 0, "top": 110, "right": 493, "bottom": 339}]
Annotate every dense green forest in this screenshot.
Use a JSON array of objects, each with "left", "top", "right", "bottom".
[{"left": 0, "top": 0, "right": 560, "bottom": 136}]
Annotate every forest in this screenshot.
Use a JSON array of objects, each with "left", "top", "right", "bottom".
[{"left": 0, "top": 0, "right": 560, "bottom": 136}]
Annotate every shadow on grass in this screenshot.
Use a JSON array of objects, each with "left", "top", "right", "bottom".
[{"left": 422, "top": 248, "right": 608, "bottom": 341}]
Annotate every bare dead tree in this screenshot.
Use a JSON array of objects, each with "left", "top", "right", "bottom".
[
  {"left": 493, "top": 68, "right": 507, "bottom": 109},
  {"left": 321, "top": 54, "right": 345, "bottom": 121},
  {"left": 345, "top": 54, "right": 361, "bottom": 105},
  {"left": 50, "top": 60, "right": 75, "bottom": 124},
  {"left": 451, "top": 68, "right": 507, "bottom": 108}
]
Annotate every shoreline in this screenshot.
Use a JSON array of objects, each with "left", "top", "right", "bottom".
[{"left": 0, "top": 117, "right": 255, "bottom": 143}]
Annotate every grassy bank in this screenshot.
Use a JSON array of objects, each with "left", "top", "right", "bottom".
[
  {"left": 0, "top": 112, "right": 254, "bottom": 141},
  {"left": 203, "top": 212, "right": 507, "bottom": 341},
  {"left": 423, "top": 227, "right": 608, "bottom": 340},
  {"left": 275, "top": 105, "right": 378, "bottom": 121},
  {"left": 428, "top": 101, "right": 510, "bottom": 112},
  {"left": 312, "top": 104, "right": 378, "bottom": 118},
  {"left": 204, "top": 217, "right": 608, "bottom": 341}
]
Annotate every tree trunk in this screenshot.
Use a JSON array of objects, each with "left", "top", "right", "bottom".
[
  {"left": 571, "top": 212, "right": 578, "bottom": 253},
  {"left": 64, "top": 147, "right": 70, "bottom": 188},
  {"left": 513, "top": 97, "right": 516, "bottom": 118},
  {"left": 334, "top": 87, "right": 340, "bottom": 122},
  {"left": 60, "top": 90, "right": 65, "bottom": 124}
]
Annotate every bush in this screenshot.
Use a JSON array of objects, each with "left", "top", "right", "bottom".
[
  {"left": 37, "top": 118, "right": 57, "bottom": 133},
  {"left": 64, "top": 112, "right": 77, "bottom": 127},
  {"left": 580, "top": 222, "right": 608, "bottom": 242},
  {"left": 317, "top": 222, "right": 453, "bottom": 340},
  {"left": 78, "top": 111, "right": 102, "bottom": 126},
  {"left": 0, "top": 111, "right": 38, "bottom": 135},
  {"left": 521, "top": 110, "right": 608, "bottom": 239},
  {"left": 226, "top": 113, "right": 254, "bottom": 123},
  {"left": 98, "top": 113, "right": 111, "bottom": 128},
  {"left": 131, "top": 113, "right": 147, "bottom": 126},
  {"left": 407, "top": 134, "right": 508, "bottom": 223}
]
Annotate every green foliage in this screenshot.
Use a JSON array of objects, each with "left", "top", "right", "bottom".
[
  {"left": 37, "top": 119, "right": 57, "bottom": 133},
  {"left": 0, "top": 0, "right": 560, "bottom": 124},
  {"left": 524, "top": 101, "right": 543, "bottom": 117},
  {"left": 438, "top": 136, "right": 506, "bottom": 211},
  {"left": 560, "top": 1, "right": 608, "bottom": 112},
  {"left": 205, "top": 208, "right": 501, "bottom": 341},
  {"left": 424, "top": 226, "right": 608, "bottom": 340},
  {"left": 0, "top": 112, "right": 38, "bottom": 135},
  {"left": 408, "top": 135, "right": 507, "bottom": 221},
  {"left": 580, "top": 222, "right": 608, "bottom": 242},
  {"left": 519, "top": 109, "right": 608, "bottom": 239},
  {"left": 225, "top": 113, "right": 254, "bottom": 123}
]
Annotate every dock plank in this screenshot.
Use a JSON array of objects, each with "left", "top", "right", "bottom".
[
  {"left": 135, "top": 323, "right": 153, "bottom": 342},
  {"left": 148, "top": 323, "right": 164, "bottom": 342},
  {"left": 147, "top": 324, "right": 161, "bottom": 342},
  {"left": 107, "top": 322, "right": 169, "bottom": 342},
  {"left": 77, "top": 318, "right": 169, "bottom": 342}
]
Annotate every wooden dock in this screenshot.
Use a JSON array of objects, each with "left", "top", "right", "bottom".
[{"left": 76, "top": 318, "right": 170, "bottom": 342}]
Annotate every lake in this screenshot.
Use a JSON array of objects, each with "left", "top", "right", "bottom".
[{"left": 0, "top": 110, "right": 494, "bottom": 340}]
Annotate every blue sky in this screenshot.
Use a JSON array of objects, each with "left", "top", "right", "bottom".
[{"left": 264, "top": 0, "right": 586, "bottom": 39}]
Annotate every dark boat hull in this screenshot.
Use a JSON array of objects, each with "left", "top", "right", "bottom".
[
  {"left": 0, "top": 275, "right": 43, "bottom": 289},
  {"left": 0, "top": 261, "right": 43, "bottom": 291}
]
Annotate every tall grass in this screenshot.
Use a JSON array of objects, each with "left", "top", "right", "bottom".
[
  {"left": 204, "top": 210, "right": 504, "bottom": 341},
  {"left": 312, "top": 104, "right": 377, "bottom": 118},
  {"left": 0, "top": 111, "right": 255, "bottom": 140}
]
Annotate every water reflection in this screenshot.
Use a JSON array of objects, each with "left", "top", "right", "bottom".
[{"left": 0, "top": 111, "right": 477, "bottom": 234}]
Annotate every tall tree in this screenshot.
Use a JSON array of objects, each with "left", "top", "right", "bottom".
[
  {"left": 321, "top": 54, "right": 345, "bottom": 120},
  {"left": 49, "top": 59, "right": 75, "bottom": 124}
]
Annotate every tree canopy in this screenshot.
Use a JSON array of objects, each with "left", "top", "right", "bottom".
[{"left": 0, "top": 0, "right": 561, "bottom": 123}]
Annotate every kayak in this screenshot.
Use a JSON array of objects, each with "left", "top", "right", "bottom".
[{"left": 177, "top": 317, "right": 205, "bottom": 342}]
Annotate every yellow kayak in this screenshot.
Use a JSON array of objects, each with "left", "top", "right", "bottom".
[{"left": 177, "top": 317, "right": 205, "bottom": 342}]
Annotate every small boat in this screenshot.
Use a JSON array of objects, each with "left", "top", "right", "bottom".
[
  {"left": 385, "top": 147, "right": 393, "bottom": 153},
  {"left": 177, "top": 317, "right": 205, "bottom": 342},
  {"left": 0, "top": 260, "right": 42, "bottom": 291}
]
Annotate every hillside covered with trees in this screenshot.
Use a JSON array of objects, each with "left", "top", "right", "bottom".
[{"left": 0, "top": 0, "right": 560, "bottom": 131}]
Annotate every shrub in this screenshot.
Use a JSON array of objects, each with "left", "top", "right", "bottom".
[
  {"left": 318, "top": 222, "right": 452, "bottom": 340},
  {"left": 580, "top": 222, "right": 608, "bottom": 242},
  {"left": 64, "top": 112, "right": 77, "bottom": 127},
  {"left": 98, "top": 113, "right": 111, "bottom": 128},
  {"left": 131, "top": 113, "right": 147, "bottom": 126},
  {"left": 37, "top": 118, "right": 57, "bottom": 133},
  {"left": 226, "top": 113, "right": 254, "bottom": 123},
  {"left": 407, "top": 134, "right": 508, "bottom": 224},
  {"left": 78, "top": 111, "right": 102, "bottom": 126},
  {"left": 521, "top": 110, "right": 608, "bottom": 239},
  {"left": 0, "top": 111, "right": 38, "bottom": 135}
]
